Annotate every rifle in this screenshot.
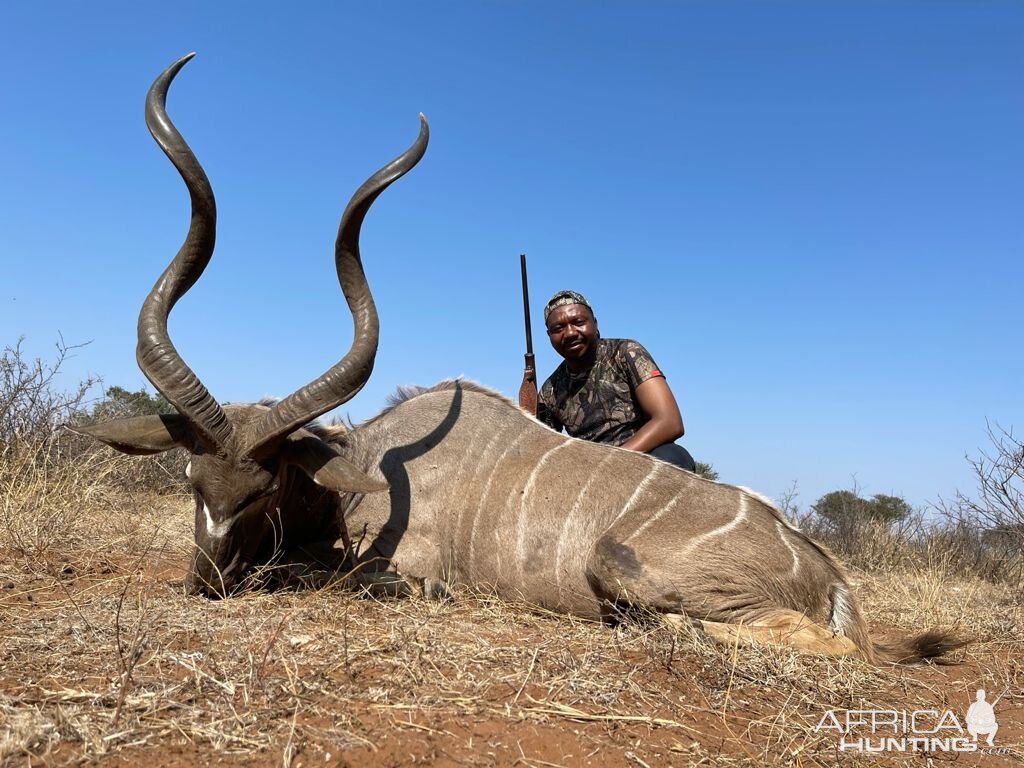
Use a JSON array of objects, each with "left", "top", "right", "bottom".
[
  {"left": 991, "top": 685, "right": 1010, "bottom": 707},
  {"left": 517, "top": 253, "right": 538, "bottom": 415}
]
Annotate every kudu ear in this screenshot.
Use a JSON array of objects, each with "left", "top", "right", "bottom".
[
  {"left": 69, "top": 414, "right": 194, "bottom": 455},
  {"left": 283, "top": 434, "right": 389, "bottom": 494}
]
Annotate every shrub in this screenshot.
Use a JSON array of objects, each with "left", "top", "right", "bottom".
[
  {"left": 0, "top": 337, "right": 188, "bottom": 557},
  {"left": 0, "top": 337, "right": 94, "bottom": 444},
  {"left": 811, "top": 490, "right": 914, "bottom": 532},
  {"left": 935, "top": 423, "right": 1024, "bottom": 584},
  {"left": 0, "top": 338, "right": 109, "bottom": 553},
  {"left": 79, "top": 385, "right": 187, "bottom": 494}
]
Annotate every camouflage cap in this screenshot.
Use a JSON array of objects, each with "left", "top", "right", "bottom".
[{"left": 543, "top": 290, "right": 593, "bottom": 323}]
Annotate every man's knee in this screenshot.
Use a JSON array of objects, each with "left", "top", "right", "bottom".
[{"left": 648, "top": 442, "right": 696, "bottom": 472}]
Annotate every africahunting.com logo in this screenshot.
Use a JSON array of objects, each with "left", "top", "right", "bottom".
[{"left": 815, "top": 687, "right": 1010, "bottom": 754}]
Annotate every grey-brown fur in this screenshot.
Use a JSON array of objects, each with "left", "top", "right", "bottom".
[
  {"left": 332, "top": 380, "right": 961, "bottom": 663},
  {"left": 342, "top": 382, "right": 850, "bottom": 621}
]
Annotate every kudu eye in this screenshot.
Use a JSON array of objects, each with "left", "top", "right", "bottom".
[{"left": 239, "top": 479, "right": 279, "bottom": 509}]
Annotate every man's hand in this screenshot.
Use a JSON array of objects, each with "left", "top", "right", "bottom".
[{"left": 620, "top": 377, "right": 684, "bottom": 453}]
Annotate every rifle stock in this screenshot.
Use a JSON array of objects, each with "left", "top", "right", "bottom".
[
  {"left": 519, "top": 352, "right": 537, "bottom": 414},
  {"left": 518, "top": 253, "right": 538, "bottom": 415}
]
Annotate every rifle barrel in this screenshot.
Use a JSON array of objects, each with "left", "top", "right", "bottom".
[
  {"left": 518, "top": 253, "right": 538, "bottom": 415},
  {"left": 520, "top": 253, "right": 533, "bottom": 354}
]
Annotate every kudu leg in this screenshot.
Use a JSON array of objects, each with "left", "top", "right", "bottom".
[
  {"left": 664, "top": 611, "right": 860, "bottom": 656},
  {"left": 585, "top": 532, "right": 859, "bottom": 657},
  {"left": 260, "top": 540, "right": 352, "bottom": 591},
  {"left": 584, "top": 533, "right": 691, "bottom": 621}
]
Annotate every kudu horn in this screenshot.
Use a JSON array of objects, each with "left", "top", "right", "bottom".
[
  {"left": 135, "top": 52, "right": 429, "bottom": 458},
  {"left": 245, "top": 116, "right": 429, "bottom": 457},
  {"left": 138, "top": 52, "right": 233, "bottom": 454}
]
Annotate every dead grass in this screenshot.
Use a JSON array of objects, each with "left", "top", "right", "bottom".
[{"left": 2, "top": 463, "right": 1022, "bottom": 766}]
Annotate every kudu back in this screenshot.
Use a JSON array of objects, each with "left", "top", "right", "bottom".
[{"left": 78, "top": 56, "right": 961, "bottom": 665}]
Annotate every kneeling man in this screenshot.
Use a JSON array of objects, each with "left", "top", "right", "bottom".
[{"left": 537, "top": 290, "right": 696, "bottom": 472}]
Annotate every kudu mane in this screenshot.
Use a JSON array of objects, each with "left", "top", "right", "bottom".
[
  {"left": 256, "top": 381, "right": 513, "bottom": 444},
  {"left": 368, "top": 379, "right": 518, "bottom": 425}
]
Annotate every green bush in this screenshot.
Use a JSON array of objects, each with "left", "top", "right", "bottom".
[{"left": 811, "top": 489, "right": 914, "bottom": 532}]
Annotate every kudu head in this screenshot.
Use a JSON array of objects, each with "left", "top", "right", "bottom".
[{"left": 74, "top": 53, "right": 428, "bottom": 597}]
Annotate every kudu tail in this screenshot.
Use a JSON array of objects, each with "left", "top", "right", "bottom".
[
  {"left": 869, "top": 630, "right": 969, "bottom": 664},
  {"left": 830, "top": 583, "right": 968, "bottom": 665}
]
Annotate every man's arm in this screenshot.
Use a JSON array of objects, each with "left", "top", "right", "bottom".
[
  {"left": 619, "top": 376, "right": 684, "bottom": 453},
  {"left": 536, "top": 381, "right": 564, "bottom": 433}
]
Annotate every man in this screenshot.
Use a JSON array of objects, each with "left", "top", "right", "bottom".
[
  {"left": 537, "top": 289, "right": 697, "bottom": 471},
  {"left": 966, "top": 689, "right": 999, "bottom": 746}
]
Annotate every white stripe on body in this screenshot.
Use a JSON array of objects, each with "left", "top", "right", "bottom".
[
  {"left": 623, "top": 489, "right": 682, "bottom": 545},
  {"left": 611, "top": 463, "right": 663, "bottom": 532},
  {"left": 454, "top": 425, "right": 506, "bottom": 575},
  {"left": 776, "top": 520, "right": 802, "bottom": 578},
  {"left": 673, "top": 492, "right": 749, "bottom": 561},
  {"left": 736, "top": 484, "right": 802, "bottom": 531},
  {"left": 516, "top": 440, "right": 574, "bottom": 581},
  {"left": 734, "top": 486, "right": 780, "bottom": 513},
  {"left": 553, "top": 451, "right": 617, "bottom": 596},
  {"left": 468, "top": 428, "right": 530, "bottom": 572}
]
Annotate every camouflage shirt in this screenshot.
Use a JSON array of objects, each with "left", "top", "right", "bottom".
[{"left": 537, "top": 338, "right": 665, "bottom": 446}]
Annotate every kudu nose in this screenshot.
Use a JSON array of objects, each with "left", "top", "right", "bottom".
[{"left": 186, "top": 545, "right": 247, "bottom": 599}]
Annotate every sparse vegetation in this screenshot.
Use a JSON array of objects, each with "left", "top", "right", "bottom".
[
  {"left": 781, "top": 474, "right": 1024, "bottom": 587},
  {"left": 81, "top": 384, "right": 188, "bottom": 495},
  {"left": 695, "top": 461, "right": 719, "bottom": 481},
  {"left": 88, "top": 385, "right": 174, "bottom": 421},
  {"left": 1, "top": 341, "right": 1022, "bottom": 765},
  {"left": 0, "top": 337, "right": 95, "bottom": 443},
  {"left": 937, "top": 423, "right": 1024, "bottom": 585},
  {"left": 811, "top": 489, "right": 914, "bottom": 530}
]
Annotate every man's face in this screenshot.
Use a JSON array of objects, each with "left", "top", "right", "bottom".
[{"left": 546, "top": 303, "right": 599, "bottom": 368}]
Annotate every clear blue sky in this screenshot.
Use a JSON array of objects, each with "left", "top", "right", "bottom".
[{"left": 2, "top": 2, "right": 1021, "bottom": 512}]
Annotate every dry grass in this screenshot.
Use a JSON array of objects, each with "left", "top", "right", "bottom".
[{"left": 2, "top": 453, "right": 1023, "bottom": 766}]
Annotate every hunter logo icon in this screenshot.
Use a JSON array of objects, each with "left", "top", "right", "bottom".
[
  {"left": 814, "top": 683, "right": 1013, "bottom": 753},
  {"left": 965, "top": 687, "right": 1004, "bottom": 746}
]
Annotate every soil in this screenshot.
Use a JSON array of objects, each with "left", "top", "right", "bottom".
[{"left": 2, "top": 527, "right": 1022, "bottom": 767}]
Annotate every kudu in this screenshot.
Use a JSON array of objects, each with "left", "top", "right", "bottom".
[{"left": 79, "top": 55, "right": 960, "bottom": 665}]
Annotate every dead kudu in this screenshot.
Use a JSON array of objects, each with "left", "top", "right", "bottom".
[{"left": 78, "top": 55, "right": 961, "bottom": 665}]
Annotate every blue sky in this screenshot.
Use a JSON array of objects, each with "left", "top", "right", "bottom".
[{"left": 2, "top": 2, "right": 1021, "bottom": 511}]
